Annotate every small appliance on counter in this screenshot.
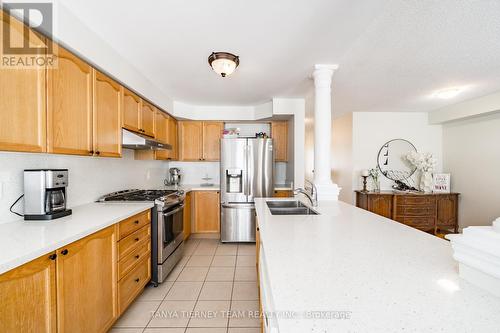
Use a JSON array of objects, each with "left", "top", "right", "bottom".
[
  {"left": 23, "top": 169, "right": 72, "bottom": 220},
  {"left": 165, "top": 167, "right": 181, "bottom": 186}
]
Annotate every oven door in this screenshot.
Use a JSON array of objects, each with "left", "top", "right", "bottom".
[{"left": 158, "top": 203, "right": 184, "bottom": 264}]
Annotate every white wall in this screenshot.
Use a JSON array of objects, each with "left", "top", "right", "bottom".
[
  {"left": 351, "top": 112, "right": 443, "bottom": 203},
  {"left": 173, "top": 101, "right": 273, "bottom": 120},
  {"left": 442, "top": 112, "right": 500, "bottom": 227},
  {"left": 331, "top": 113, "right": 353, "bottom": 203},
  {"left": 0, "top": 150, "right": 169, "bottom": 224}
]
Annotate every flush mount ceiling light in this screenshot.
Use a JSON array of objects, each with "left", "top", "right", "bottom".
[
  {"left": 208, "top": 52, "right": 239, "bottom": 77},
  {"left": 432, "top": 87, "right": 464, "bottom": 99}
]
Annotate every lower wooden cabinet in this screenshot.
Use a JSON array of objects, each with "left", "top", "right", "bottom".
[
  {"left": 0, "top": 252, "right": 57, "bottom": 333},
  {"left": 193, "top": 191, "right": 220, "bottom": 233},
  {"left": 56, "top": 225, "right": 118, "bottom": 333},
  {"left": 0, "top": 209, "right": 152, "bottom": 333}
]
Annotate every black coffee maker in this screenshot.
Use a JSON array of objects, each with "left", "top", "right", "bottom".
[{"left": 23, "top": 169, "right": 72, "bottom": 220}]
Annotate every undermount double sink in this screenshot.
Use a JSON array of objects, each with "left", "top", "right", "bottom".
[{"left": 266, "top": 200, "right": 319, "bottom": 215}]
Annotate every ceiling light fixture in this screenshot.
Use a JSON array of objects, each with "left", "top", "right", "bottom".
[
  {"left": 432, "top": 87, "right": 464, "bottom": 99},
  {"left": 208, "top": 52, "right": 239, "bottom": 77}
]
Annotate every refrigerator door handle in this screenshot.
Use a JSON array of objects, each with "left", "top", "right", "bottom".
[{"left": 222, "top": 203, "right": 255, "bottom": 209}]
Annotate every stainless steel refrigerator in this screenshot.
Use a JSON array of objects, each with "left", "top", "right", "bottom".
[{"left": 220, "top": 138, "right": 274, "bottom": 242}]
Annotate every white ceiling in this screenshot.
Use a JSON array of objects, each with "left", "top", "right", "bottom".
[{"left": 61, "top": 0, "right": 500, "bottom": 115}]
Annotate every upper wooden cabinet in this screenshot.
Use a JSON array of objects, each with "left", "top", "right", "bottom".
[
  {"left": 93, "top": 70, "right": 123, "bottom": 157},
  {"left": 167, "top": 117, "right": 179, "bottom": 160},
  {"left": 179, "top": 121, "right": 203, "bottom": 161},
  {"left": 0, "top": 12, "right": 47, "bottom": 153},
  {"left": 271, "top": 121, "right": 288, "bottom": 162},
  {"left": 0, "top": 252, "right": 57, "bottom": 333},
  {"left": 179, "top": 121, "right": 223, "bottom": 161},
  {"left": 141, "top": 100, "right": 156, "bottom": 137},
  {"left": 153, "top": 111, "right": 169, "bottom": 160},
  {"left": 122, "top": 88, "right": 141, "bottom": 133},
  {"left": 47, "top": 46, "right": 93, "bottom": 156},
  {"left": 56, "top": 225, "right": 118, "bottom": 332},
  {"left": 193, "top": 191, "right": 220, "bottom": 233},
  {"left": 202, "top": 122, "right": 224, "bottom": 161}
]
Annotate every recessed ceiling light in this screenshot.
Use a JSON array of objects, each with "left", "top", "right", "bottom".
[
  {"left": 432, "top": 87, "right": 464, "bottom": 99},
  {"left": 208, "top": 52, "right": 239, "bottom": 77}
]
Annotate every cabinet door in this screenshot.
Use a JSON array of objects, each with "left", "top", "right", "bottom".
[
  {"left": 0, "top": 12, "right": 46, "bottom": 153},
  {"left": 47, "top": 46, "right": 93, "bottom": 155},
  {"left": 179, "top": 121, "right": 203, "bottom": 161},
  {"left": 184, "top": 191, "right": 192, "bottom": 240},
  {"left": 367, "top": 195, "right": 393, "bottom": 219},
  {"left": 271, "top": 121, "right": 288, "bottom": 162},
  {"left": 194, "top": 191, "right": 220, "bottom": 233},
  {"left": 93, "top": 70, "right": 122, "bottom": 157},
  {"left": 56, "top": 225, "right": 117, "bottom": 333},
  {"left": 167, "top": 117, "right": 178, "bottom": 160},
  {"left": 154, "top": 111, "right": 169, "bottom": 160},
  {"left": 202, "top": 121, "right": 223, "bottom": 161},
  {"left": 436, "top": 195, "right": 458, "bottom": 230},
  {"left": 123, "top": 88, "right": 141, "bottom": 132},
  {"left": 141, "top": 100, "right": 156, "bottom": 137},
  {"left": 0, "top": 252, "right": 57, "bottom": 333}
]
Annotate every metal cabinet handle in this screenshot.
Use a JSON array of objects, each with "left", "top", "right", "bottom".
[
  {"left": 61, "top": 249, "right": 68, "bottom": 255},
  {"left": 134, "top": 220, "right": 139, "bottom": 224},
  {"left": 49, "top": 253, "right": 57, "bottom": 260},
  {"left": 135, "top": 255, "right": 140, "bottom": 259},
  {"left": 134, "top": 278, "right": 140, "bottom": 282},
  {"left": 134, "top": 237, "right": 139, "bottom": 241}
]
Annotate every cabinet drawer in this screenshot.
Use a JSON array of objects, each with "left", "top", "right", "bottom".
[
  {"left": 396, "top": 196, "right": 435, "bottom": 206},
  {"left": 118, "top": 225, "right": 151, "bottom": 259},
  {"left": 396, "top": 205, "right": 435, "bottom": 216},
  {"left": 118, "top": 255, "right": 151, "bottom": 314},
  {"left": 119, "top": 210, "right": 151, "bottom": 240},
  {"left": 398, "top": 217, "right": 435, "bottom": 230},
  {"left": 118, "top": 241, "right": 151, "bottom": 280}
]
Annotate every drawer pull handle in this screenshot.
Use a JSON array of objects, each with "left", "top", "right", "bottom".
[
  {"left": 134, "top": 220, "right": 139, "bottom": 224},
  {"left": 135, "top": 237, "right": 140, "bottom": 241},
  {"left": 134, "top": 278, "right": 140, "bottom": 283},
  {"left": 135, "top": 255, "right": 140, "bottom": 259},
  {"left": 49, "top": 253, "right": 57, "bottom": 260},
  {"left": 61, "top": 249, "right": 68, "bottom": 255}
]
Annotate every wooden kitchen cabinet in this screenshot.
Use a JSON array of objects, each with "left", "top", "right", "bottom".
[
  {"left": 141, "top": 100, "right": 156, "bottom": 137},
  {"left": 0, "top": 252, "right": 57, "bottom": 333},
  {"left": 184, "top": 191, "right": 192, "bottom": 240},
  {"left": 56, "top": 225, "right": 118, "bottom": 333},
  {"left": 193, "top": 191, "right": 220, "bottom": 233},
  {"left": 202, "top": 121, "right": 224, "bottom": 161},
  {"left": 122, "top": 88, "right": 141, "bottom": 133},
  {"left": 93, "top": 70, "right": 123, "bottom": 157},
  {"left": 167, "top": 116, "right": 179, "bottom": 160},
  {"left": 0, "top": 12, "right": 47, "bottom": 153},
  {"left": 179, "top": 121, "right": 223, "bottom": 161},
  {"left": 179, "top": 121, "right": 203, "bottom": 161},
  {"left": 47, "top": 45, "right": 93, "bottom": 156},
  {"left": 271, "top": 121, "right": 288, "bottom": 162},
  {"left": 153, "top": 111, "right": 170, "bottom": 160}
]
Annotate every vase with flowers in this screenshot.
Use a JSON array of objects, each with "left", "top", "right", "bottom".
[
  {"left": 369, "top": 167, "right": 380, "bottom": 192},
  {"left": 406, "top": 151, "right": 437, "bottom": 193}
]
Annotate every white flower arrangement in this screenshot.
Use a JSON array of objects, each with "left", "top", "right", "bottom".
[{"left": 406, "top": 151, "right": 437, "bottom": 173}]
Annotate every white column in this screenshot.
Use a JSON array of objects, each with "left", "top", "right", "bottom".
[{"left": 312, "top": 64, "right": 341, "bottom": 201}]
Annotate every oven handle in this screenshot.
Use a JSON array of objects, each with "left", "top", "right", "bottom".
[{"left": 163, "top": 204, "right": 184, "bottom": 217}]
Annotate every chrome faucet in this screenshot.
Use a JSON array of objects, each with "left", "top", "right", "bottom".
[{"left": 294, "top": 180, "right": 318, "bottom": 207}]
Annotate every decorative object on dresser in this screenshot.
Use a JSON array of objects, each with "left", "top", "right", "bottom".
[
  {"left": 355, "top": 191, "right": 459, "bottom": 235},
  {"left": 377, "top": 139, "right": 418, "bottom": 191},
  {"left": 406, "top": 151, "right": 437, "bottom": 193},
  {"left": 433, "top": 173, "right": 451, "bottom": 193},
  {"left": 360, "top": 169, "right": 369, "bottom": 192},
  {"left": 369, "top": 167, "right": 380, "bottom": 192}
]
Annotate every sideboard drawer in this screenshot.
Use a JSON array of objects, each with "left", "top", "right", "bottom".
[
  {"left": 396, "top": 205, "right": 435, "bottom": 216},
  {"left": 399, "top": 216, "right": 435, "bottom": 230},
  {"left": 397, "top": 196, "right": 435, "bottom": 206}
]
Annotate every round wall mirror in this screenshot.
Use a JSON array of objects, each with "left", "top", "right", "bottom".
[{"left": 377, "top": 139, "right": 417, "bottom": 181}]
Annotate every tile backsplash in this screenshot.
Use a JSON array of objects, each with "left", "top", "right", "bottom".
[{"left": 0, "top": 150, "right": 169, "bottom": 224}]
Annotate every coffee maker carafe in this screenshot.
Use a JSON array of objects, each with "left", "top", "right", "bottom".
[{"left": 24, "top": 169, "right": 72, "bottom": 220}]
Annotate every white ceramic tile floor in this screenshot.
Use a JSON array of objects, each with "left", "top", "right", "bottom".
[{"left": 113, "top": 238, "right": 260, "bottom": 332}]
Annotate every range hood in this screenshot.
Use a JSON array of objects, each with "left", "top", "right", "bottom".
[{"left": 122, "top": 129, "right": 171, "bottom": 150}]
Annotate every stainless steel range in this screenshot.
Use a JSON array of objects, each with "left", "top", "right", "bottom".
[{"left": 98, "top": 189, "right": 185, "bottom": 285}]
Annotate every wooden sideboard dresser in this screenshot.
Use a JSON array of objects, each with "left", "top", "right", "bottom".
[{"left": 355, "top": 191, "right": 459, "bottom": 234}]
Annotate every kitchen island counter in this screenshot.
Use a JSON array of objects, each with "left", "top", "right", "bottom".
[{"left": 255, "top": 198, "right": 500, "bottom": 333}]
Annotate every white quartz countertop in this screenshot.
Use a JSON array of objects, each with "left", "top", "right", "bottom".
[
  {"left": 255, "top": 198, "right": 500, "bottom": 333},
  {"left": 0, "top": 202, "right": 153, "bottom": 275}
]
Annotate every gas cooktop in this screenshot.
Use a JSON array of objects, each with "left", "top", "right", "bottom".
[{"left": 97, "top": 189, "right": 184, "bottom": 204}]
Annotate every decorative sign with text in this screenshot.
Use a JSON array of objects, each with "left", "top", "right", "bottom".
[{"left": 433, "top": 173, "right": 451, "bottom": 193}]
